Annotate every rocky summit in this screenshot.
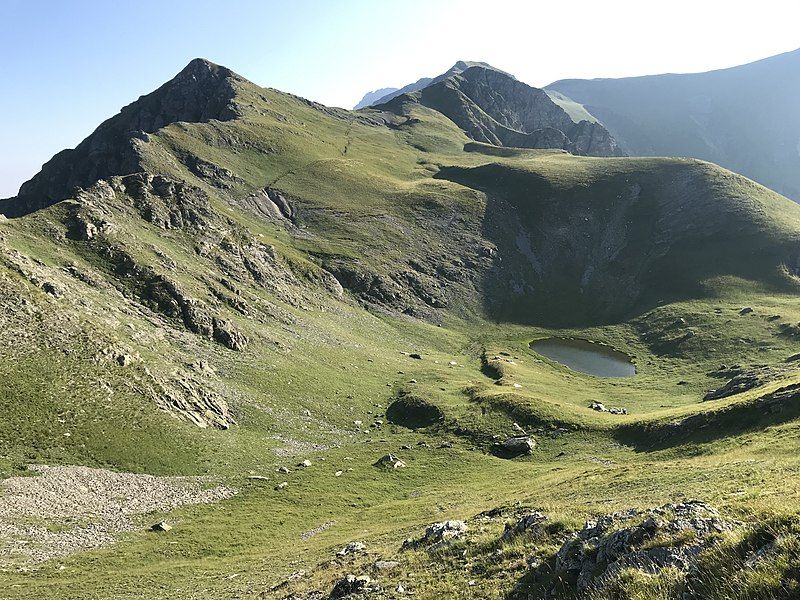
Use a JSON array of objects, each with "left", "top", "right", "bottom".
[
  {"left": 2, "top": 49, "right": 800, "bottom": 600},
  {"left": 377, "top": 63, "right": 624, "bottom": 156}
]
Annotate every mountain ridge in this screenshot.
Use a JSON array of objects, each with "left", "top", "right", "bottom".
[
  {"left": 353, "top": 86, "right": 399, "bottom": 109},
  {"left": 3, "top": 56, "right": 800, "bottom": 599},
  {"left": 378, "top": 65, "right": 624, "bottom": 157},
  {"left": 547, "top": 46, "right": 800, "bottom": 201},
  {"left": 2, "top": 58, "right": 244, "bottom": 217},
  {"left": 359, "top": 60, "right": 506, "bottom": 108}
]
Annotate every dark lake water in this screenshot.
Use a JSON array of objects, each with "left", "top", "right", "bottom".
[{"left": 530, "top": 338, "right": 636, "bottom": 378}]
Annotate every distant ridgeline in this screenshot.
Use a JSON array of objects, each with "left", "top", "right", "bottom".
[
  {"left": 354, "top": 50, "right": 800, "bottom": 202},
  {"left": 546, "top": 48, "right": 800, "bottom": 202},
  {"left": 358, "top": 60, "right": 625, "bottom": 158}
]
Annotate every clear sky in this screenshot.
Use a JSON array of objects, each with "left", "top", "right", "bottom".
[{"left": 2, "top": 0, "right": 799, "bottom": 198}]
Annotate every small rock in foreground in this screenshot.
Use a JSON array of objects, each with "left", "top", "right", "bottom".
[
  {"left": 402, "top": 520, "right": 467, "bottom": 551},
  {"left": 150, "top": 521, "right": 172, "bottom": 532},
  {"left": 337, "top": 541, "right": 366, "bottom": 557},
  {"left": 374, "top": 454, "right": 407, "bottom": 470}
]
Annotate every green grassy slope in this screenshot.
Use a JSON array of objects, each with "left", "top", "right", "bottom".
[{"left": 0, "top": 60, "right": 799, "bottom": 599}]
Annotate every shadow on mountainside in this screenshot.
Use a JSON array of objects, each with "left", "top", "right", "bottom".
[
  {"left": 615, "top": 383, "right": 800, "bottom": 452},
  {"left": 434, "top": 156, "right": 800, "bottom": 328}
]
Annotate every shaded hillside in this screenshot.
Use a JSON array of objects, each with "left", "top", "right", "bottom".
[
  {"left": 381, "top": 66, "right": 625, "bottom": 157},
  {"left": 436, "top": 152, "right": 800, "bottom": 324},
  {"left": 548, "top": 47, "right": 800, "bottom": 201}
]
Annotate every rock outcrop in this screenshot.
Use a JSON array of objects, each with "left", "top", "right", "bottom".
[
  {"left": 492, "top": 436, "right": 536, "bottom": 458},
  {"left": 553, "top": 501, "right": 736, "bottom": 593},
  {"left": 402, "top": 520, "right": 467, "bottom": 551},
  {"left": 381, "top": 66, "right": 624, "bottom": 157},
  {"left": 3, "top": 58, "right": 243, "bottom": 216}
]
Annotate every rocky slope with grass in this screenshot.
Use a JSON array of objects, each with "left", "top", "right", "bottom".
[
  {"left": 0, "top": 59, "right": 800, "bottom": 599},
  {"left": 377, "top": 64, "right": 625, "bottom": 157}
]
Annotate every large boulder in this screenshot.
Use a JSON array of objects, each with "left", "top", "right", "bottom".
[{"left": 492, "top": 436, "right": 535, "bottom": 458}]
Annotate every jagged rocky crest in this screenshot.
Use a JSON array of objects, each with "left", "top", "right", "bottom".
[
  {"left": 379, "top": 65, "right": 624, "bottom": 157},
  {"left": 3, "top": 59, "right": 243, "bottom": 217}
]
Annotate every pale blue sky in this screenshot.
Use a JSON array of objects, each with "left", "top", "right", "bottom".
[{"left": 2, "top": 0, "right": 799, "bottom": 198}]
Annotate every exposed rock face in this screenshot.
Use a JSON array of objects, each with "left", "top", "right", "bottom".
[
  {"left": 240, "top": 187, "right": 296, "bottom": 222},
  {"left": 493, "top": 436, "right": 535, "bottom": 458},
  {"left": 402, "top": 520, "right": 467, "bottom": 551},
  {"left": 383, "top": 66, "right": 624, "bottom": 157},
  {"left": 502, "top": 511, "right": 548, "bottom": 541},
  {"left": 146, "top": 365, "right": 236, "bottom": 429},
  {"left": 553, "top": 501, "right": 736, "bottom": 592},
  {"left": 4, "top": 59, "right": 243, "bottom": 217}
]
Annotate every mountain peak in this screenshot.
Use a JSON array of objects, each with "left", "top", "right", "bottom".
[
  {"left": 6, "top": 59, "right": 247, "bottom": 215},
  {"left": 173, "top": 57, "right": 241, "bottom": 84},
  {"left": 381, "top": 64, "right": 624, "bottom": 157},
  {"left": 449, "top": 60, "right": 498, "bottom": 73},
  {"left": 359, "top": 61, "right": 513, "bottom": 109}
]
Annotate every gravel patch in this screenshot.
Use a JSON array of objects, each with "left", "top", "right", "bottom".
[
  {"left": 0, "top": 464, "right": 237, "bottom": 565},
  {"left": 300, "top": 520, "right": 336, "bottom": 541}
]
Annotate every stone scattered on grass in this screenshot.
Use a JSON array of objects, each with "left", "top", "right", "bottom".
[
  {"left": 150, "top": 521, "right": 172, "bottom": 532},
  {"left": 402, "top": 520, "right": 467, "bottom": 551},
  {"left": 337, "top": 541, "right": 366, "bottom": 557},
  {"left": 589, "top": 401, "right": 628, "bottom": 415},
  {"left": 374, "top": 454, "right": 407, "bottom": 470}
]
